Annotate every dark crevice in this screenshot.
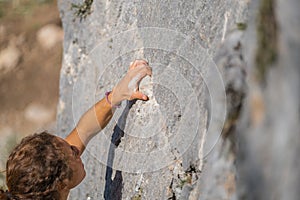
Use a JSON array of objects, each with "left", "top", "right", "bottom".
[
  {"left": 71, "top": 0, "right": 94, "bottom": 22},
  {"left": 167, "top": 178, "right": 176, "bottom": 200}
]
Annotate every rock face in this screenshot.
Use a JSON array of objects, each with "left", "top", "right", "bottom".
[
  {"left": 57, "top": 0, "right": 300, "bottom": 199},
  {"left": 57, "top": 0, "right": 247, "bottom": 199},
  {"left": 236, "top": 0, "right": 300, "bottom": 199}
]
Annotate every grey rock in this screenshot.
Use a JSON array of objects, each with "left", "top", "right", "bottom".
[
  {"left": 197, "top": 30, "right": 246, "bottom": 200},
  {"left": 57, "top": 0, "right": 248, "bottom": 199},
  {"left": 236, "top": 0, "right": 300, "bottom": 199},
  {"left": 57, "top": 0, "right": 300, "bottom": 199}
]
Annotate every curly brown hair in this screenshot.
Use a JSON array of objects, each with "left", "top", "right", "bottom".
[{"left": 0, "top": 132, "right": 73, "bottom": 200}]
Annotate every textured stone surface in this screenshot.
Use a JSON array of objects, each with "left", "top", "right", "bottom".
[
  {"left": 57, "top": 0, "right": 300, "bottom": 199},
  {"left": 236, "top": 0, "right": 300, "bottom": 199},
  {"left": 57, "top": 0, "right": 248, "bottom": 199},
  {"left": 197, "top": 30, "right": 246, "bottom": 200}
]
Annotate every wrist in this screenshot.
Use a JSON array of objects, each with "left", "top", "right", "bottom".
[{"left": 105, "top": 90, "right": 121, "bottom": 108}]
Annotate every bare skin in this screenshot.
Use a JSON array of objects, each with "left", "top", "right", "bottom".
[
  {"left": 60, "top": 59, "right": 152, "bottom": 199},
  {"left": 55, "top": 137, "right": 86, "bottom": 200}
]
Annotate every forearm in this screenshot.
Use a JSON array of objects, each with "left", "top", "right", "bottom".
[
  {"left": 65, "top": 60, "right": 151, "bottom": 155},
  {"left": 66, "top": 93, "right": 114, "bottom": 154},
  {"left": 76, "top": 95, "right": 113, "bottom": 140}
]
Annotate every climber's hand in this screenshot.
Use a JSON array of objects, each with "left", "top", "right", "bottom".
[{"left": 110, "top": 59, "right": 152, "bottom": 106}]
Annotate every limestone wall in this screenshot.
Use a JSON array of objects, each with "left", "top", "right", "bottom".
[{"left": 57, "top": 0, "right": 300, "bottom": 199}]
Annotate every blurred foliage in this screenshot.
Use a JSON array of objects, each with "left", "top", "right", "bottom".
[
  {"left": 0, "top": 131, "right": 19, "bottom": 190},
  {"left": 0, "top": 0, "right": 59, "bottom": 188},
  {"left": 0, "top": 0, "right": 54, "bottom": 19}
]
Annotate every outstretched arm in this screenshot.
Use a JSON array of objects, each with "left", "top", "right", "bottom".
[{"left": 65, "top": 60, "right": 152, "bottom": 155}]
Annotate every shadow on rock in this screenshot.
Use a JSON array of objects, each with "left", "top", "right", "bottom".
[{"left": 104, "top": 100, "right": 136, "bottom": 200}]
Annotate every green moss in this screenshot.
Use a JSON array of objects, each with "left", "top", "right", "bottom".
[
  {"left": 71, "top": 0, "right": 94, "bottom": 21},
  {"left": 179, "top": 179, "right": 186, "bottom": 189},
  {"left": 131, "top": 188, "right": 143, "bottom": 200},
  {"left": 131, "top": 195, "right": 142, "bottom": 200},
  {"left": 236, "top": 22, "right": 247, "bottom": 31},
  {"left": 255, "top": 0, "right": 278, "bottom": 81}
]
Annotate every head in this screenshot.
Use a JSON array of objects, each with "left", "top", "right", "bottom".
[{"left": 0, "top": 132, "right": 85, "bottom": 200}]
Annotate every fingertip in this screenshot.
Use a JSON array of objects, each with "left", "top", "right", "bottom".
[
  {"left": 143, "top": 95, "right": 149, "bottom": 101},
  {"left": 134, "top": 92, "right": 149, "bottom": 101},
  {"left": 143, "top": 59, "right": 149, "bottom": 65}
]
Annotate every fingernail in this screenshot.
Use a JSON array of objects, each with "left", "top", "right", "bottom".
[{"left": 143, "top": 95, "right": 148, "bottom": 100}]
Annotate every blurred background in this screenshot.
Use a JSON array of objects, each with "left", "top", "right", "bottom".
[{"left": 0, "top": 0, "right": 62, "bottom": 187}]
